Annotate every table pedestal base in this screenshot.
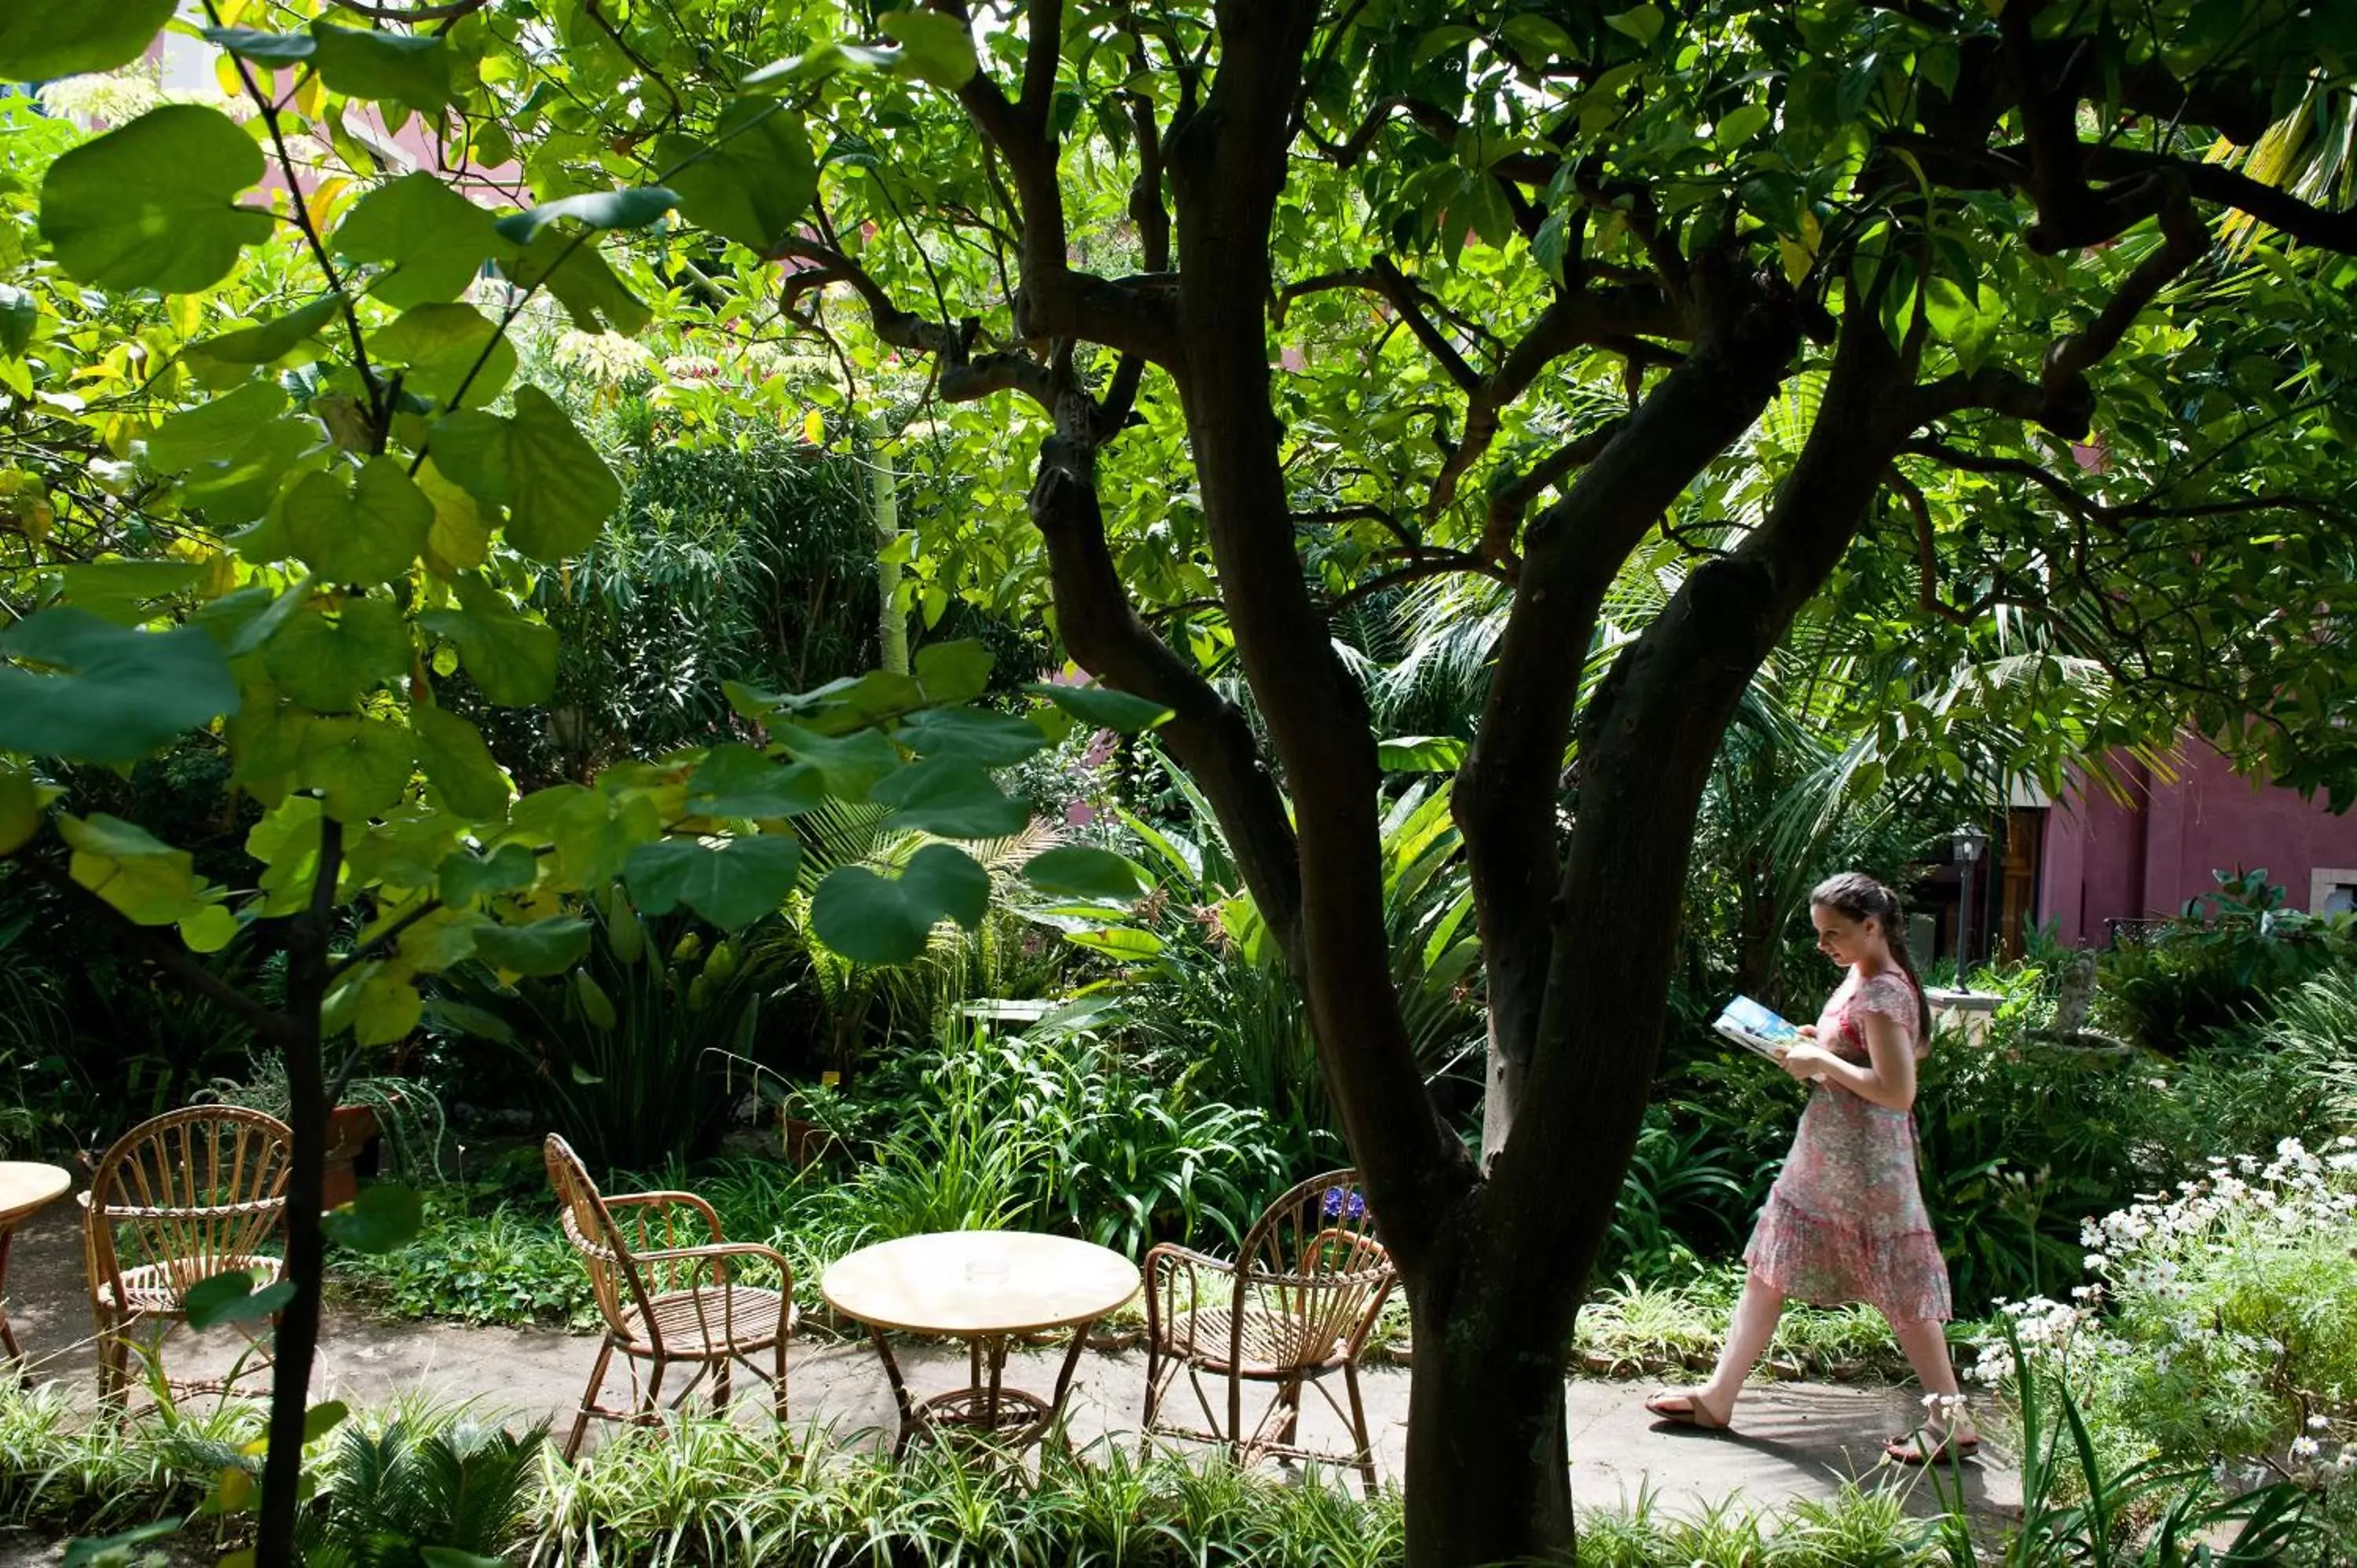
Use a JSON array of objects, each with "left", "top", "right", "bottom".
[{"left": 869, "top": 1323, "right": 1095, "bottom": 1458}]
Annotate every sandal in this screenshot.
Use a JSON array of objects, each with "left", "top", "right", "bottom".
[
  {"left": 1644, "top": 1390, "right": 1731, "bottom": 1431},
  {"left": 1883, "top": 1431, "right": 1979, "bottom": 1465}
]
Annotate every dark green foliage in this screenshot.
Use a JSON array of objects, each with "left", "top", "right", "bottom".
[
  {"left": 1602, "top": 1110, "right": 1754, "bottom": 1280},
  {"left": 519, "top": 432, "right": 879, "bottom": 782},
  {"left": 431, "top": 893, "right": 779, "bottom": 1169},
  {"left": 2095, "top": 870, "right": 2357, "bottom": 1054},
  {"left": 0, "top": 864, "right": 271, "bottom": 1151}
]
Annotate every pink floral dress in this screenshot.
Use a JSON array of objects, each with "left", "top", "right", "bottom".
[{"left": 1742, "top": 969, "right": 1952, "bottom": 1323}]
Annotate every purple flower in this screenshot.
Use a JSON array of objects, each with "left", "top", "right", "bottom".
[{"left": 1321, "top": 1187, "right": 1367, "bottom": 1221}]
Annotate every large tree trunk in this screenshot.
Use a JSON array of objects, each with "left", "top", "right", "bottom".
[{"left": 1400, "top": 1233, "right": 1580, "bottom": 1564}]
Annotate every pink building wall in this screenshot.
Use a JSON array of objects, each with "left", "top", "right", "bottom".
[{"left": 2036, "top": 745, "right": 2357, "bottom": 946}]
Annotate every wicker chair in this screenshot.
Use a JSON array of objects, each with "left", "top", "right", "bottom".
[
  {"left": 544, "top": 1134, "right": 797, "bottom": 1460},
  {"left": 1142, "top": 1168, "right": 1395, "bottom": 1493},
  {"left": 83, "top": 1105, "right": 294, "bottom": 1404}
]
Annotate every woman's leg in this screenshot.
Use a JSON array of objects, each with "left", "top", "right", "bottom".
[
  {"left": 1698, "top": 1273, "right": 1787, "bottom": 1415},
  {"left": 1650, "top": 1273, "right": 1786, "bottom": 1423},
  {"left": 1888, "top": 1315, "right": 1978, "bottom": 1443}
]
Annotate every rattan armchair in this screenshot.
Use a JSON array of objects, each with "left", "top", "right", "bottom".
[
  {"left": 1142, "top": 1168, "right": 1395, "bottom": 1493},
  {"left": 83, "top": 1105, "right": 294, "bottom": 1404},
  {"left": 544, "top": 1134, "right": 797, "bottom": 1460}
]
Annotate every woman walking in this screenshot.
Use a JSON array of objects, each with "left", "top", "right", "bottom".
[{"left": 1644, "top": 872, "right": 1977, "bottom": 1464}]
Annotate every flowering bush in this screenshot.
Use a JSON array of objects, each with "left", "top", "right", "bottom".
[{"left": 1973, "top": 1136, "right": 2357, "bottom": 1511}]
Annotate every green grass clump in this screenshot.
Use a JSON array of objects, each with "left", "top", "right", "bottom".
[{"left": 1573, "top": 1269, "right": 1964, "bottom": 1384}]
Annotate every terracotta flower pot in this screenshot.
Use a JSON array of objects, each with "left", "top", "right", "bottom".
[
  {"left": 321, "top": 1103, "right": 380, "bottom": 1209},
  {"left": 778, "top": 1113, "right": 835, "bottom": 1171}
]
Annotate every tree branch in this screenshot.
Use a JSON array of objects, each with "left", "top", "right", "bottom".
[
  {"left": 1365, "top": 258, "right": 1481, "bottom": 393},
  {"left": 1026, "top": 411, "right": 1303, "bottom": 955},
  {"left": 1327, "top": 551, "right": 1510, "bottom": 613},
  {"left": 324, "top": 0, "right": 486, "bottom": 19},
  {"left": 1424, "top": 286, "right": 1678, "bottom": 526},
  {"left": 1906, "top": 173, "right": 2206, "bottom": 435},
  {"left": 1455, "top": 257, "right": 1798, "bottom": 1167},
  {"left": 1886, "top": 467, "right": 1976, "bottom": 626},
  {"left": 1481, "top": 419, "right": 1626, "bottom": 564},
  {"left": 777, "top": 239, "right": 1055, "bottom": 411},
  {"left": 1479, "top": 302, "right": 1910, "bottom": 1369}
]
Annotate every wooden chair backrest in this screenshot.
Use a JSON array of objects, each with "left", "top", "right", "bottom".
[
  {"left": 1231, "top": 1168, "right": 1393, "bottom": 1365},
  {"left": 86, "top": 1106, "right": 293, "bottom": 1305},
  {"left": 543, "top": 1134, "right": 659, "bottom": 1342}
]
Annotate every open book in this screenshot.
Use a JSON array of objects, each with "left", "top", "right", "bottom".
[{"left": 1712, "top": 995, "right": 1802, "bottom": 1061}]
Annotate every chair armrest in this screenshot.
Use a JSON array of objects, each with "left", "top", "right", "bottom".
[
  {"left": 1142, "top": 1243, "right": 1235, "bottom": 1345},
  {"left": 636, "top": 1239, "right": 793, "bottom": 1293},
  {"left": 1144, "top": 1242, "right": 1235, "bottom": 1278}
]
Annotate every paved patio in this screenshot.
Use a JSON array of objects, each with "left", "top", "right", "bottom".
[{"left": 2, "top": 1198, "right": 2019, "bottom": 1528}]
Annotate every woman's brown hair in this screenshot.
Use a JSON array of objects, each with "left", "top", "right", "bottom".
[{"left": 1810, "top": 871, "right": 1934, "bottom": 1039}]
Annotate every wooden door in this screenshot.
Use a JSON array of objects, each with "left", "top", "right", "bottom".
[{"left": 1999, "top": 806, "right": 2045, "bottom": 959}]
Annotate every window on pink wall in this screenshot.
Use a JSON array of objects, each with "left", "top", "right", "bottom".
[{"left": 2311, "top": 870, "right": 2357, "bottom": 915}]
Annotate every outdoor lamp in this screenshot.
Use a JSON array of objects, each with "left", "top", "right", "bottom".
[{"left": 1952, "top": 823, "right": 1989, "bottom": 973}]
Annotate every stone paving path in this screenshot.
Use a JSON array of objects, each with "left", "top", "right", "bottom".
[{"left": 2, "top": 1200, "right": 2019, "bottom": 1529}]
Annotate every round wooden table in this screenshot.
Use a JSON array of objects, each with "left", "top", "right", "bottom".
[
  {"left": 821, "top": 1230, "right": 1139, "bottom": 1455},
  {"left": 0, "top": 1163, "right": 72, "bottom": 1369}
]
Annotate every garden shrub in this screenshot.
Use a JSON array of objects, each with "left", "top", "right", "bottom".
[
  {"left": 2093, "top": 870, "right": 2357, "bottom": 1055},
  {"left": 1974, "top": 1137, "right": 2357, "bottom": 1538},
  {"left": 431, "top": 895, "right": 779, "bottom": 1170}
]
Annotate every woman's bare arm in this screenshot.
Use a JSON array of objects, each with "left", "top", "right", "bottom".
[{"left": 1776, "top": 1001, "right": 1917, "bottom": 1111}]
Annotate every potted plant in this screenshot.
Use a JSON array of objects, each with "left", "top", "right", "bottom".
[{"left": 205, "top": 1058, "right": 445, "bottom": 1207}]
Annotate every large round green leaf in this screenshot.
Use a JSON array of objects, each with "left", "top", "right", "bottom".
[
  {"left": 0, "top": 0, "right": 174, "bottom": 80},
  {"left": 494, "top": 185, "right": 678, "bottom": 246},
  {"left": 189, "top": 292, "right": 345, "bottom": 368},
  {"left": 809, "top": 844, "right": 990, "bottom": 963},
  {"left": 0, "top": 608, "right": 240, "bottom": 764},
  {"left": 259, "top": 595, "right": 411, "bottom": 714},
  {"left": 438, "top": 842, "right": 537, "bottom": 907},
  {"left": 335, "top": 174, "right": 504, "bottom": 310},
  {"left": 58, "top": 812, "right": 204, "bottom": 925},
  {"left": 368, "top": 302, "right": 515, "bottom": 408},
  {"left": 878, "top": 9, "right": 981, "bottom": 87},
  {"left": 300, "top": 716, "right": 414, "bottom": 824},
  {"left": 895, "top": 708, "right": 1050, "bottom": 768},
  {"left": 284, "top": 458, "right": 433, "bottom": 586},
  {"left": 625, "top": 833, "right": 805, "bottom": 930},
  {"left": 412, "top": 705, "right": 512, "bottom": 821},
  {"left": 309, "top": 21, "right": 453, "bottom": 112},
  {"left": 868, "top": 757, "right": 1032, "bottom": 838},
  {"left": 1021, "top": 846, "right": 1152, "bottom": 903},
  {"left": 203, "top": 27, "right": 317, "bottom": 67},
  {"left": 428, "top": 387, "right": 620, "bottom": 561},
  {"left": 657, "top": 101, "right": 815, "bottom": 253},
  {"left": 501, "top": 229, "right": 650, "bottom": 335},
  {"left": 0, "top": 768, "right": 40, "bottom": 856},
  {"left": 39, "top": 107, "right": 274, "bottom": 294},
  {"left": 685, "top": 746, "right": 828, "bottom": 819},
  {"left": 472, "top": 915, "right": 592, "bottom": 976},
  {"left": 416, "top": 575, "right": 558, "bottom": 706},
  {"left": 1023, "top": 680, "right": 1175, "bottom": 733}
]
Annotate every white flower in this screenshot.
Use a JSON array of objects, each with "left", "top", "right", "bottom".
[
  {"left": 2310, "top": 1415, "right": 2332, "bottom": 1431},
  {"left": 2291, "top": 1436, "right": 2320, "bottom": 1461},
  {"left": 38, "top": 70, "right": 165, "bottom": 126},
  {"left": 2083, "top": 1253, "right": 2108, "bottom": 1270}
]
